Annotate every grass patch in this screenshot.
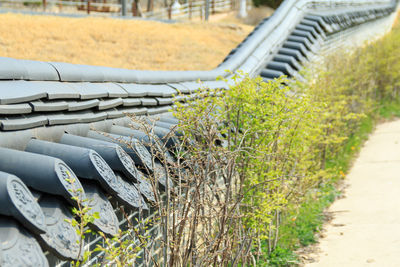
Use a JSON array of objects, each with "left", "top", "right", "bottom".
[
  {"left": 263, "top": 178, "right": 339, "bottom": 266},
  {"left": 264, "top": 183, "right": 339, "bottom": 266},
  {"left": 262, "top": 102, "right": 400, "bottom": 266},
  {"left": 377, "top": 100, "right": 400, "bottom": 119}
]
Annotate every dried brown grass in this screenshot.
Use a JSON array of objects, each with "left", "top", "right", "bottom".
[
  {"left": 216, "top": 6, "right": 274, "bottom": 26},
  {"left": 0, "top": 13, "right": 253, "bottom": 71}
]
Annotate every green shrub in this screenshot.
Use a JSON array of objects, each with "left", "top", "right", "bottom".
[
  {"left": 68, "top": 24, "right": 400, "bottom": 266},
  {"left": 23, "top": 1, "right": 42, "bottom": 7},
  {"left": 175, "top": 23, "right": 400, "bottom": 265},
  {"left": 259, "top": 23, "right": 400, "bottom": 264},
  {"left": 252, "top": 0, "right": 283, "bottom": 8},
  {"left": 175, "top": 67, "right": 367, "bottom": 264}
]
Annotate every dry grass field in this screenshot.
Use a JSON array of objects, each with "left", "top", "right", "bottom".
[{"left": 0, "top": 13, "right": 254, "bottom": 70}]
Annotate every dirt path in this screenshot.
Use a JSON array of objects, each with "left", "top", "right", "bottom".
[{"left": 304, "top": 119, "right": 400, "bottom": 267}]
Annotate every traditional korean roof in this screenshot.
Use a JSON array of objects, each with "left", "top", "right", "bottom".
[{"left": 0, "top": 1, "right": 397, "bottom": 266}]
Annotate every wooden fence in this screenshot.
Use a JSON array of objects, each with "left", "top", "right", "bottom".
[{"left": 0, "top": 0, "right": 247, "bottom": 20}]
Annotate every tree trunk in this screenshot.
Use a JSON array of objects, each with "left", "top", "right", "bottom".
[{"left": 147, "top": 0, "right": 153, "bottom": 12}]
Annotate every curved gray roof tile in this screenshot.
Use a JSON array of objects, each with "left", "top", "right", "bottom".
[
  {"left": 0, "top": 115, "right": 48, "bottom": 131},
  {"left": 0, "top": 103, "right": 32, "bottom": 115},
  {"left": 68, "top": 99, "right": 100, "bottom": 111},
  {"left": 30, "top": 100, "right": 69, "bottom": 112},
  {"left": 98, "top": 98, "right": 124, "bottom": 110}
]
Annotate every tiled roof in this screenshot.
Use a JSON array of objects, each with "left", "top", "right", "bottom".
[{"left": 0, "top": 1, "right": 397, "bottom": 266}]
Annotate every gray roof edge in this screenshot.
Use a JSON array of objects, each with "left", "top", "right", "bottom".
[{"left": 0, "top": 119, "right": 129, "bottom": 150}]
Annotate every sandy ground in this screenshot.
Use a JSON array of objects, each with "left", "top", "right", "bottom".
[
  {"left": 304, "top": 119, "right": 400, "bottom": 267},
  {"left": 0, "top": 13, "right": 253, "bottom": 71}
]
